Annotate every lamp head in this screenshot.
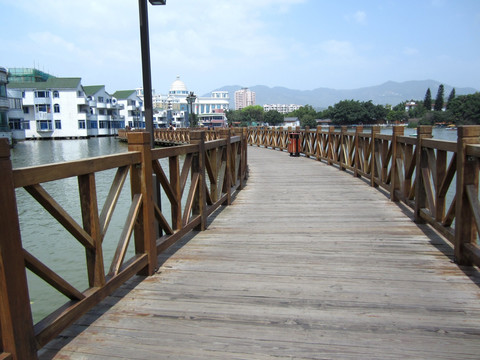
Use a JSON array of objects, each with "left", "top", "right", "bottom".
[{"left": 149, "top": 0, "right": 166, "bottom": 4}]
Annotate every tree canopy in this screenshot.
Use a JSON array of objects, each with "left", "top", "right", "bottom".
[
  {"left": 434, "top": 84, "right": 444, "bottom": 111},
  {"left": 322, "top": 100, "right": 388, "bottom": 125},
  {"left": 424, "top": 88, "right": 432, "bottom": 111}
]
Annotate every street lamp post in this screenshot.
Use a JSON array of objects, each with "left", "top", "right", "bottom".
[
  {"left": 138, "top": 0, "right": 166, "bottom": 147},
  {"left": 186, "top": 91, "right": 196, "bottom": 128}
]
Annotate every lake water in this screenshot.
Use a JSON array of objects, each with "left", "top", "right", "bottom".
[{"left": 10, "top": 128, "right": 459, "bottom": 323}]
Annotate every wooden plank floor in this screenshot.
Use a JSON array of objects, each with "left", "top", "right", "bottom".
[{"left": 40, "top": 146, "right": 480, "bottom": 360}]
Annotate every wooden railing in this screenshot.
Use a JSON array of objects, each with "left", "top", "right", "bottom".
[
  {"left": 118, "top": 127, "right": 227, "bottom": 145},
  {"left": 247, "top": 125, "right": 480, "bottom": 267},
  {"left": 0, "top": 130, "right": 247, "bottom": 359}
]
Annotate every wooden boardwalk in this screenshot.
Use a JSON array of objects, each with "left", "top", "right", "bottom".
[{"left": 40, "top": 146, "right": 480, "bottom": 360}]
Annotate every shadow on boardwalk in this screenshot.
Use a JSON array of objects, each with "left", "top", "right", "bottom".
[{"left": 40, "top": 146, "right": 480, "bottom": 360}]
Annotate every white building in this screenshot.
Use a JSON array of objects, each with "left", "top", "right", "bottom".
[
  {"left": 7, "top": 88, "right": 26, "bottom": 141},
  {"left": 0, "top": 67, "right": 12, "bottom": 144},
  {"left": 7, "top": 76, "right": 125, "bottom": 139},
  {"left": 235, "top": 88, "right": 255, "bottom": 110},
  {"left": 152, "top": 76, "right": 229, "bottom": 128},
  {"left": 82, "top": 85, "right": 125, "bottom": 136},
  {"left": 263, "top": 104, "right": 301, "bottom": 114},
  {"left": 113, "top": 90, "right": 145, "bottom": 129}
]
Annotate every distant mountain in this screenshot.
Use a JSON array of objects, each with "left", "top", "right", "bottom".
[{"left": 205, "top": 80, "right": 478, "bottom": 109}]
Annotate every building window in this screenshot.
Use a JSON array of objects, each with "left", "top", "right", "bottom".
[
  {"left": 22, "top": 91, "right": 25, "bottom": 98},
  {"left": 99, "top": 121, "right": 110, "bottom": 129},
  {"left": 55, "top": 120, "right": 62, "bottom": 129},
  {"left": 35, "top": 91, "right": 50, "bottom": 98},
  {"left": 78, "top": 120, "right": 86, "bottom": 129},
  {"left": 88, "top": 120, "right": 98, "bottom": 129},
  {"left": 53, "top": 91, "right": 59, "bottom": 98},
  {"left": 23, "top": 106, "right": 29, "bottom": 114},
  {"left": 98, "top": 96, "right": 104, "bottom": 103},
  {"left": 8, "top": 118, "right": 22, "bottom": 130},
  {"left": 36, "top": 120, "right": 53, "bottom": 131},
  {"left": 54, "top": 104, "right": 60, "bottom": 113},
  {"left": 23, "top": 120, "right": 30, "bottom": 130},
  {"left": 36, "top": 104, "right": 51, "bottom": 113}
]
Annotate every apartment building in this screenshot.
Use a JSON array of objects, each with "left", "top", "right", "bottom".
[
  {"left": 234, "top": 88, "right": 256, "bottom": 110},
  {"left": 7, "top": 69, "right": 126, "bottom": 139},
  {"left": 263, "top": 104, "right": 301, "bottom": 114}
]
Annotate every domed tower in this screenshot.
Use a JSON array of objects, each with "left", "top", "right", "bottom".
[{"left": 169, "top": 76, "right": 188, "bottom": 96}]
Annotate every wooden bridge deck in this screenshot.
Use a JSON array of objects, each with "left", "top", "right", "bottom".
[{"left": 40, "top": 146, "right": 480, "bottom": 360}]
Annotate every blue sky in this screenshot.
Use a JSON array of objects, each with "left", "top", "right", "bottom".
[{"left": 1, "top": 0, "right": 479, "bottom": 95}]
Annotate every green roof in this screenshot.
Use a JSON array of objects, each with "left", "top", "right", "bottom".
[
  {"left": 112, "top": 90, "right": 137, "bottom": 99},
  {"left": 7, "top": 77, "right": 81, "bottom": 90},
  {"left": 83, "top": 85, "right": 105, "bottom": 96}
]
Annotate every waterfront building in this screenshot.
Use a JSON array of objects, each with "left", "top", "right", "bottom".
[
  {"left": 82, "top": 85, "right": 124, "bottom": 136},
  {"left": 263, "top": 104, "right": 301, "bottom": 114},
  {"left": 152, "top": 76, "right": 229, "bottom": 128},
  {"left": 7, "top": 88, "right": 26, "bottom": 141},
  {"left": 0, "top": 67, "right": 12, "bottom": 144},
  {"left": 234, "top": 88, "right": 255, "bottom": 110},
  {"left": 112, "top": 90, "right": 145, "bottom": 129},
  {"left": 7, "top": 69, "right": 126, "bottom": 139}
]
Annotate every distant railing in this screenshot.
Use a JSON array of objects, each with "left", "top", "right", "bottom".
[
  {"left": 0, "top": 129, "right": 247, "bottom": 359},
  {"left": 247, "top": 125, "right": 480, "bottom": 268},
  {"left": 118, "top": 127, "right": 230, "bottom": 146}
]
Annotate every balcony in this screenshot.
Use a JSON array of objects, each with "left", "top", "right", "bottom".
[
  {"left": 34, "top": 97, "right": 51, "bottom": 105},
  {"left": 88, "top": 100, "right": 97, "bottom": 107},
  {"left": 96, "top": 102, "right": 106, "bottom": 109},
  {"left": 0, "top": 97, "right": 8, "bottom": 110},
  {"left": 77, "top": 97, "right": 88, "bottom": 105},
  {"left": 36, "top": 120, "right": 53, "bottom": 132},
  {"left": 35, "top": 112, "right": 53, "bottom": 121}
]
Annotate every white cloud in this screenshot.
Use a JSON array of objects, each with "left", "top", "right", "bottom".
[{"left": 346, "top": 10, "right": 367, "bottom": 25}]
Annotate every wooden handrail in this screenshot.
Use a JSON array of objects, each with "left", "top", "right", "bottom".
[
  {"left": 246, "top": 125, "right": 480, "bottom": 268},
  {"left": 0, "top": 130, "right": 247, "bottom": 359}
]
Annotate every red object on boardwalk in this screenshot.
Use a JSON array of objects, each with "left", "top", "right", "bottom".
[{"left": 288, "top": 132, "right": 300, "bottom": 156}]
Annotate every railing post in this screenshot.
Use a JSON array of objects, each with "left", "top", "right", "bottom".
[
  {"left": 240, "top": 128, "right": 248, "bottom": 187},
  {"left": 455, "top": 125, "right": 480, "bottom": 265},
  {"left": 414, "top": 125, "right": 433, "bottom": 223},
  {"left": 391, "top": 126, "right": 405, "bottom": 201},
  {"left": 328, "top": 126, "right": 335, "bottom": 165},
  {"left": 370, "top": 126, "right": 380, "bottom": 187},
  {"left": 340, "top": 126, "right": 347, "bottom": 170},
  {"left": 190, "top": 131, "right": 207, "bottom": 231},
  {"left": 354, "top": 125, "right": 363, "bottom": 177},
  {"left": 220, "top": 129, "right": 232, "bottom": 205},
  {"left": 0, "top": 139, "right": 38, "bottom": 359},
  {"left": 127, "top": 132, "right": 157, "bottom": 276},
  {"left": 304, "top": 126, "right": 310, "bottom": 156},
  {"left": 316, "top": 125, "right": 322, "bottom": 161}
]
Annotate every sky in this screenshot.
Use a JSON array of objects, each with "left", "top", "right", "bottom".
[{"left": 1, "top": 0, "right": 479, "bottom": 96}]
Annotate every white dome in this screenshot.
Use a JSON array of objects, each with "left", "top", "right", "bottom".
[{"left": 170, "top": 75, "right": 187, "bottom": 93}]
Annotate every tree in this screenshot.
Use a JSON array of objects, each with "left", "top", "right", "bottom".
[
  {"left": 434, "top": 84, "right": 444, "bottom": 111},
  {"left": 289, "top": 104, "right": 317, "bottom": 119},
  {"left": 424, "top": 88, "right": 432, "bottom": 111},
  {"left": 264, "top": 110, "right": 284, "bottom": 126},
  {"left": 446, "top": 88, "right": 456, "bottom": 109},
  {"left": 241, "top": 105, "right": 264, "bottom": 125},
  {"left": 326, "top": 100, "right": 386, "bottom": 125},
  {"left": 300, "top": 114, "right": 317, "bottom": 128},
  {"left": 447, "top": 92, "right": 480, "bottom": 125},
  {"left": 226, "top": 110, "right": 243, "bottom": 126}
]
